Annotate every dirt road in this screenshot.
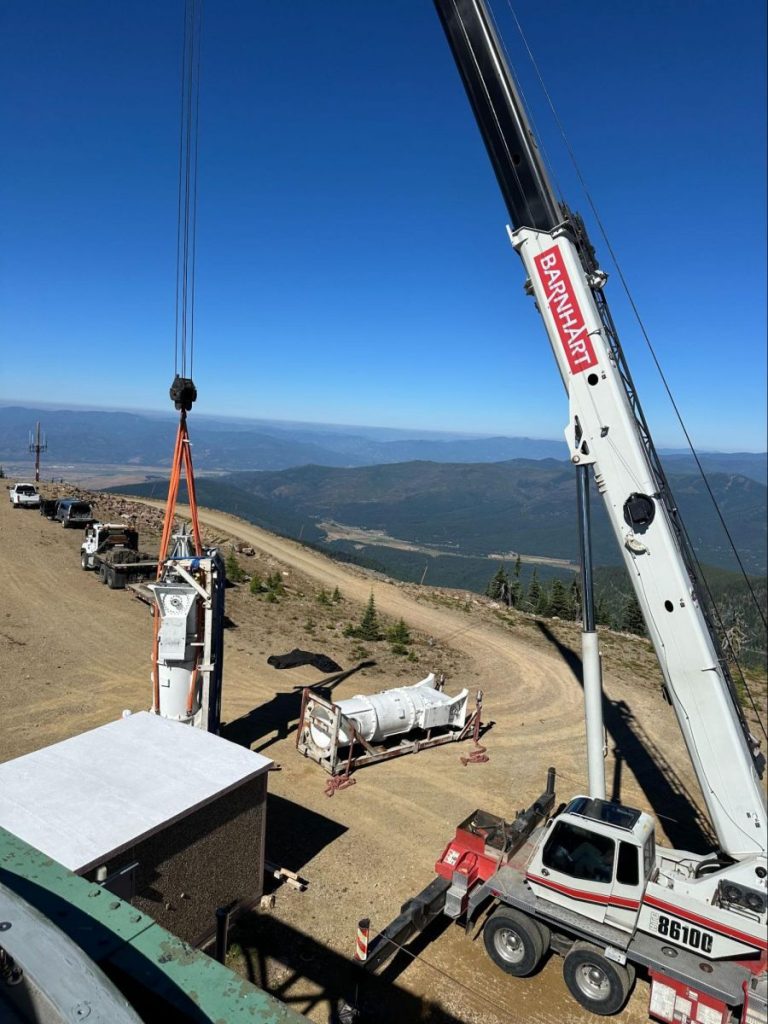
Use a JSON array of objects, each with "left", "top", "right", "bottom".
[{"left": 1, "top": 493, "right": 710, "bottom": 1023}]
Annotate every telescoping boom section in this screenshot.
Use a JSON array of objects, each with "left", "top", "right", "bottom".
[{"left": 434, "top": 0, "right": 765, "bottom": 863}]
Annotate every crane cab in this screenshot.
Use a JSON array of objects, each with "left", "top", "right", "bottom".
[{"left": 526, "top": 796, "right": 655, "bottom": 933}]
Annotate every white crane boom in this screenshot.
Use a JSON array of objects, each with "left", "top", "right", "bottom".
[{"left": 434, "top": 0, "right": 766, "bottom": 860}]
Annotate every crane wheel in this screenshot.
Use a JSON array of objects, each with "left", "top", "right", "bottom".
[
  {"left": 562, "top": 942, "right": 632, "bottom": 1015},
  {"left": 483, "top": 908, "right": 545, "bottom": 977},
  {"left": 534, "top": 919, "right": 551, "bottom": 953},
  {"left": 98, "top": 564, "right": 108, "bottom": 584}
]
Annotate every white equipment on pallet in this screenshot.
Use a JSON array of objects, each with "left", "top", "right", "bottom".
[
  {"left": 297, "top": 675, "right": 481, "bottom": 778},
  {"left": 308, "top": 674, "right": 468, "bottom": 750},
  {"left": 149, "top": 530, "right": 225, "bottom": 733}
]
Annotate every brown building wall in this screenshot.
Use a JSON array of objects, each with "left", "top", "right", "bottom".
[{"left": 87, "top": 774, "right": 267, "bottom": 944}]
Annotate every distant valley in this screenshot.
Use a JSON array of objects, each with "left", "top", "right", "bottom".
[
  {"left": 4, "top": 403, "right": 765, "bottom": 608},
  {"left": 113, "top": 457, "right": 767, "bottom": 578}
]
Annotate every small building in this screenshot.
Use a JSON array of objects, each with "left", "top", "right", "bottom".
[{"left": 0, "top": 711, "right": 271, "bottom": 944}]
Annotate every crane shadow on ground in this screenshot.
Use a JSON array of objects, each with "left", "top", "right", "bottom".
[
  {"left": 222, "top": 661, "right": 376, "bottom": 754},
  {"left": 536, "top": 621, "right": 715, "bottom": 853},
  {"left": 264, "top": 794, "right": 347, "bottom": 876},
  {"left": 232, "top": 912, "right": 465, "bottom": 1024}
]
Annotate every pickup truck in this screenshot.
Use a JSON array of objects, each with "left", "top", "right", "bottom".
[{"left": 9, "top": 483, "right": 41, "bottom": 508}]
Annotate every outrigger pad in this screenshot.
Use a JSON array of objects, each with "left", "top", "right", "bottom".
[{"left": 170, "top": 375, "right": 197, "bottom": 411}]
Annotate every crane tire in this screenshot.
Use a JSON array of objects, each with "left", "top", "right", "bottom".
[
  {"left": 483, "top": 908, "right": 545, "bottom": 977},
  {"left": 562, "top": 943, "right": 632, "bottom": 1016},
  {"left": 534, "top": 919, "right": 551, "bottom": 953},
  {"left": 98, "top": 563, "right": 108, "bottom": 584}
]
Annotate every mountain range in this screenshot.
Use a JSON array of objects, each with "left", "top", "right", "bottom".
[{"left": 2, "top": 405, "right": 766, "bottom": 482}]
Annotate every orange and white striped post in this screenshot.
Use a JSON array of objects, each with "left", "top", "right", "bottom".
[{"left": 354, "top": 918, "right": 370, "bottom": 962}]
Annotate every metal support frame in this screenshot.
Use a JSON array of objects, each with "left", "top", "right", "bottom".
[
  {"left": 296, "top": 688, "right": 484, "bottom": 777},
  {"left": 576, "top": 464, "right": 605, "bottom": 799}
]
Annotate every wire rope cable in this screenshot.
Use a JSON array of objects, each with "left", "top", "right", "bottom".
[
  {"left": 502, "top": 0, "right": 766, "bottom": 636},
  {"left": 484, "top": 0, "right": 566, "bottom": 211},
  {"left": 363, "top": 917, "right": 517, "bottom": 1023},
  {"left": 189, "top": 0, "right": 203, "bottom": 378},
  {"left": 498, "top": 2, "right": 766, "bottom": 740},
  {"left": 174, "top": 0, "right": 203, "bottom": 382}
]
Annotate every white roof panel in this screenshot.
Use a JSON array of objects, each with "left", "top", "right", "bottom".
[{"left": 0, "top": 712, "right": 271, "bottom": 872}]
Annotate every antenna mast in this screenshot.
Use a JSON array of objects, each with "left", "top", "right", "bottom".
[{"left": 28, "top": 421, "right": 47, "bottom": 483}]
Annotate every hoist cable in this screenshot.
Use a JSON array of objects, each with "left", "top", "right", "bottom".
[
  {"left": 173, "top": 0, "right": 202, "bottom": 383},
  {"left": 504, "top": 1, "right": 767, "bottom": 639},
  {"left": 154, "top": 2, "right": 204, "bottom": 713},
  {"left": 172, "top": 1, "right": 190, "bottom": 377},
  {"left": 180, "top": 0, "right": 194, "bottom": 378},
  {"left": 189, "top": 0, "right": 203, "bottom": 378}
]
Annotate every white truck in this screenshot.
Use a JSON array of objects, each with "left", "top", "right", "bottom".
[
  {"left": 81, "top": 522, "right": 155, "bottom": 590},
  {"left": 344, "top": 3, "right": 767, "bottom": 1022},
  {"left": 8, "top": 483, "right": 41, "bottom": 509}
]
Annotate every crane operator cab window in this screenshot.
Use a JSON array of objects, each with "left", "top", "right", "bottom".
[{"left": 543, "top": 821, "right": 615, "bottom": 883}]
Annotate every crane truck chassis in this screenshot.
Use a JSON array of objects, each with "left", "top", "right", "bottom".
[
  {"left": 343, "top": 2, "right": 767, "bottom": 1022},
  {"left": 348, "top": 772, "right": 766, "bottom": 1022}
]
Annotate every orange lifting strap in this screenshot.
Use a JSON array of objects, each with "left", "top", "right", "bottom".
[
  {"left": 157, "top": 410, "right": 203, "bottom": 566},
  {"left": 151, "top": 409, "right": 203, "bottom": 713}
]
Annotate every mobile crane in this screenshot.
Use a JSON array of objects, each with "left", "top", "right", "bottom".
[{"left": 346, "top": 3, "right": 767, "bottom": 1022}]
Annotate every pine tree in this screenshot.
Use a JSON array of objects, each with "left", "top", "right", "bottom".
[
  {"left": 509, "top": 578, "right": 523, "bottom": 608},
  {"left": 527, "top": 570, "right": 541, "bottom": 613},
  {"left": 596, "top": 596, "right": 611, "bottom": 627},
  {"left": 387, "top": 618, "right": 411, "bottom": 646},
  {"left": 332, "top": 586, "right": 342, "bottom": 603},
  {"left": 357, "top": 594, "right": 383, "bottom": 641},
  {"left": 513, "top": 554, "right": 522, "bottom": 579},
  {"left": 486, "top": 564, "right": 509, "bottom": 601},
  {"left": 569, "top": 578, "right": 582, "bottom": 621},
  {"left": 249, "top": 573, "right": 264, "bottom": 595},
  {"left": 225, "top": 551, "right": 244, "bottom": 583},
  {"left": 388, "top": 618, "right": 412, "bottom": 655},
  {"left": 316, "top": 588, "right": 331, "bottom": 605},
  {"left": 266, "top": 571, "right": 286, "bottom": 597},
  {"left": 622, "top": 595, "right": 646, "bottom": 636},
  {"left": 549, "top": 578, "right": 570, "bottom": 618}
]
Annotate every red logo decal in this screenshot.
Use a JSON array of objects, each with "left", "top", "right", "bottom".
[{"left": 534, "top": 245, "right": 598, "bottom": 375}]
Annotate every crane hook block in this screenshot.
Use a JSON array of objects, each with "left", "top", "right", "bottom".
[{"left": 170, "top": 375, "right": 197, "bottom": 411}]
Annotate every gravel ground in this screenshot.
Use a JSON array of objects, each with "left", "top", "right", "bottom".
[{"left": 1, "top": 486, "right": 726, "bottom": 1023}]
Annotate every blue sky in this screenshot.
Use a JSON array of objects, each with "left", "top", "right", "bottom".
[{"left": 1, "top": 1, "right": 765, "bottom": 450}]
